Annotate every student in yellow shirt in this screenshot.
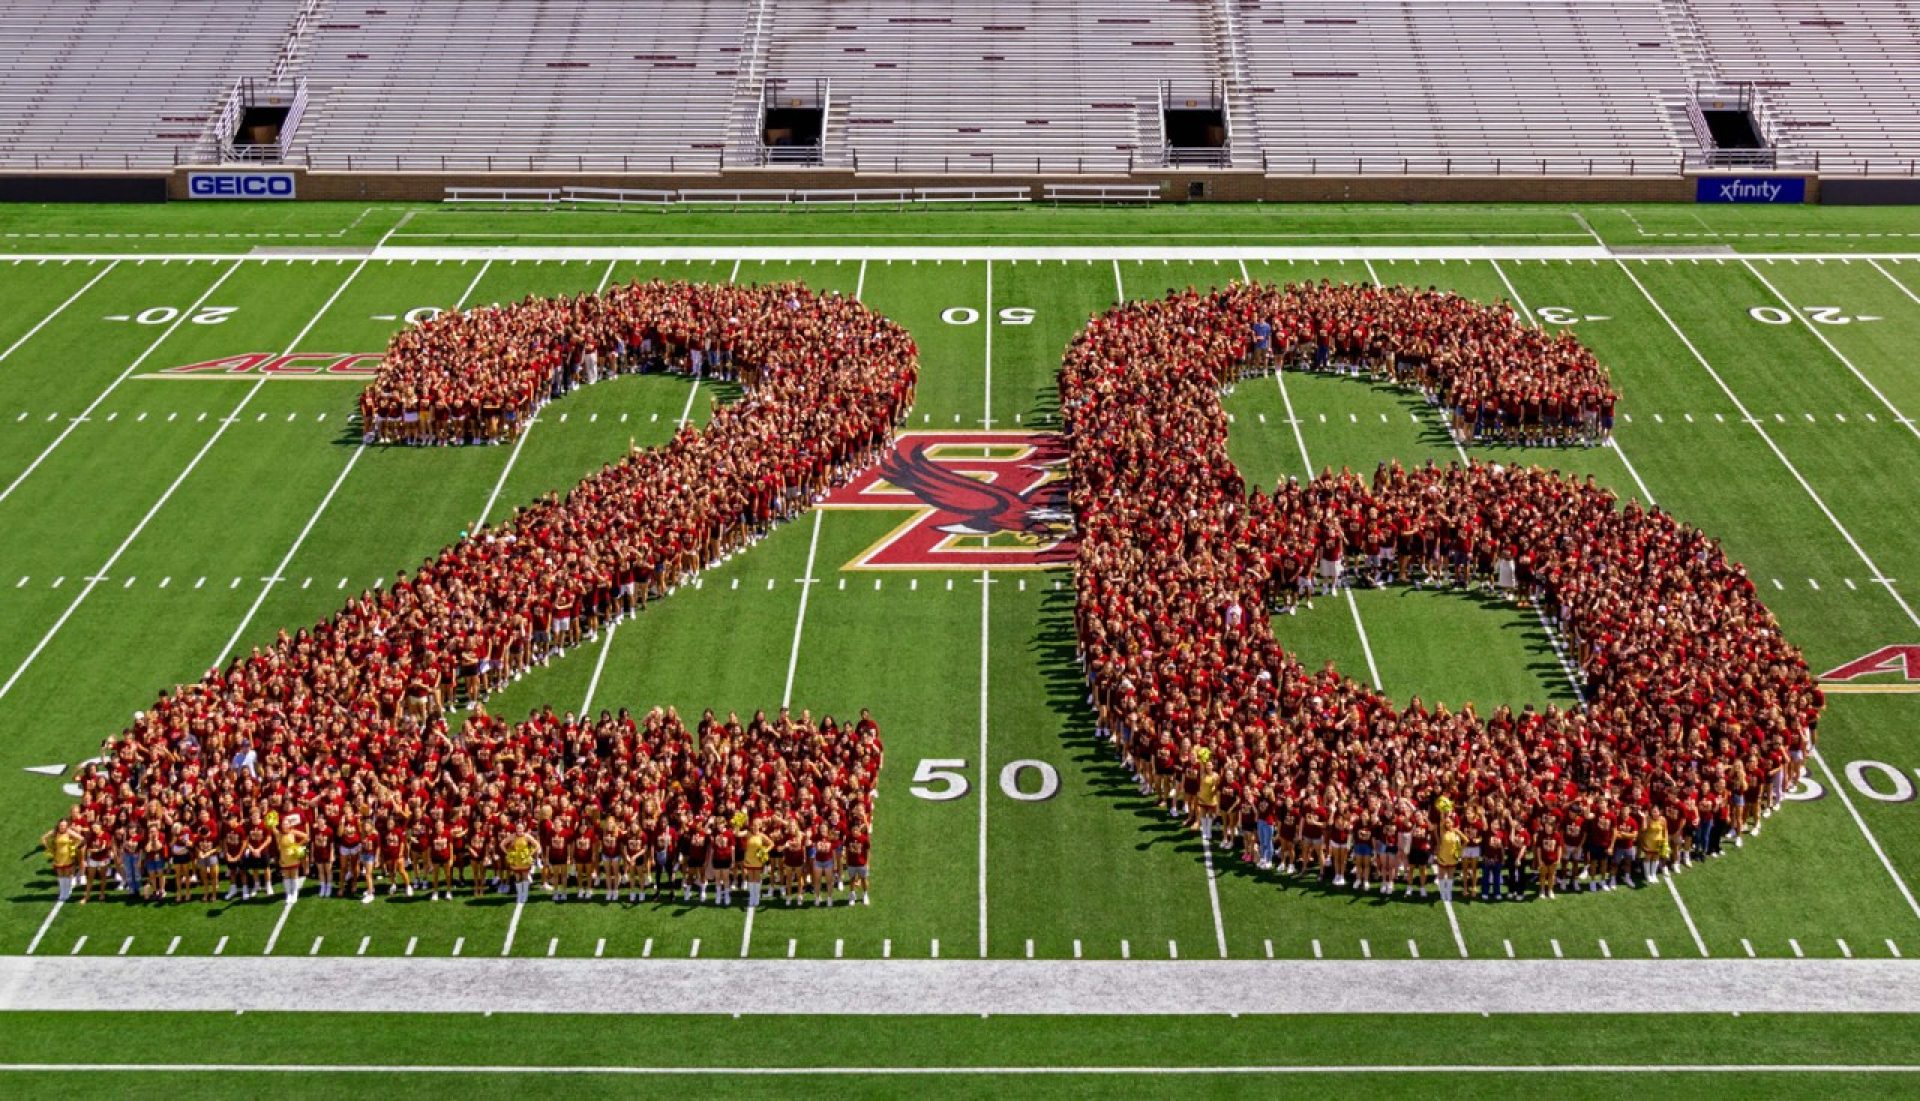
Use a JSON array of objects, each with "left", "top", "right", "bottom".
[
  {"left": 502, "top": 825, "right": 538, "bottom": 906},
  {"left": 1193, "top": 758, "right": 1222, "bottom": 844},
  {"left": 1434, "top": 813, "right": 1466, "bottom": 904},
  {"left": 1639, "top": 812, "right": 1669, "bottom": 887},
  {"left": 41, "top": 818, "right": 82, "bottom": 904},
  {"left": 741, "top": 823, "right": 774, "bottom": 910}
]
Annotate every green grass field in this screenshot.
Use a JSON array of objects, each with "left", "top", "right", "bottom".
[{"left": 2, "top": 202, "right": 1919, "bottom": 1091}]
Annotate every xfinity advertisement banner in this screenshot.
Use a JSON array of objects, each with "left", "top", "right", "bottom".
[
  {"left": 187, "top": 172, "right": 296, "bottom": 200},
  {"left": 1696, "top": 177, "right": 1807, "bottom": 204}
]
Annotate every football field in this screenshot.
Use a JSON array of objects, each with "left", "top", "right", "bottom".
[{"left": 3, "top": 201, "right": 1920, "bottom": 1089}]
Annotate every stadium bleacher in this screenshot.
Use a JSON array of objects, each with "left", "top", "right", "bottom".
[
  {"left": 0, "top": 0, "right": 1914, "bottom": 178},
  {"left": 1238, "top": 0, "right": 1695, "bottom": 175},
  {"left": 1689, "top": 0, "right": 1920, "bottom": 173},
  {"left": 295, "top": 0, "right": 751, "bottom": 172},
  {"left": 0, "top": 0, "right": 292, "bottom": 169},
  {"left": 763, "top": 0, "right": 1223, "bottom": 174}
]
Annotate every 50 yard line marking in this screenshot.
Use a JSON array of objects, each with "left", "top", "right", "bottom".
[
  {"left": 978, "top": 567, "right": 991, "bottom": 958},
  {"left": 982, "top": 260, "right": 993, "bottom": 428},
  {"left": 1620, "top": 258, "right": 1920, "bottom": 925},
  {"left": 0, "top": 260, "right": 240, "bottom": 507}
]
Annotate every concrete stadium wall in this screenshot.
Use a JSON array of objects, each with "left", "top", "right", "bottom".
[
  {"left": 0, "top": 167, "right": 1825, "bottom": 205},
  {"left": 158, "top": 167, "right": 1709, "bottom": 204}
]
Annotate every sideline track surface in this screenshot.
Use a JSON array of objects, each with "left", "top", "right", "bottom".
[{"left": 3, "top": 958, "right": 1918, "bottom": 1015}]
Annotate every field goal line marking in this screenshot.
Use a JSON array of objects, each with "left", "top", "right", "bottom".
[
  {"left": 2, "top": 1062, "right": 1918, "bottom": 1077},
  {"left": 1619, "top": 258, "right": 1920, "bottom": 926}
]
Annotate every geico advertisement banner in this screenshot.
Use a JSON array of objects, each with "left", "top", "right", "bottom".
[{"left": 187, "top": 172, "right": 297, "bottom": 200}]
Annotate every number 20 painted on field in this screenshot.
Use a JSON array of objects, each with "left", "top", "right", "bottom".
[{"left": 909, "top": 757, "right": 1060, "bottom": 802}]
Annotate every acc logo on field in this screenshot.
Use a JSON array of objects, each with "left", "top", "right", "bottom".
[
  {"left": 821, "top": 431, "right": 1075, "bottom": 570},
  {"left": 1819, "top": 645, "right": 1920, "bottom": 694},
  {"left": 146, "top": 352, "right": 382, "bottom": 379},
  {"left": 186, "top": 171, "right": 297, "bottom": 200}
]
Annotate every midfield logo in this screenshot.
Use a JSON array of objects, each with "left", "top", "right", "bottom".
[
  {"left": 822, "top": 431, "right": 1075, "bottom": 570},
  {"left": 1818, "top": 645, "right": 1920, "bottom": 694},
  {"left": 144, "top": 352, "right": 382, "bottom": 379}
]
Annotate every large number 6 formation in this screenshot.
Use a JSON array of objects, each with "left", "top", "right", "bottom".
[{"left": 48, "top": 276, "right": 1819, "bottom": 913}]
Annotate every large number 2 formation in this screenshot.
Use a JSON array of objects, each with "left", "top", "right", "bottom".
[{"left": 56, "top": 276, "right": 1821, "bottom": 908}]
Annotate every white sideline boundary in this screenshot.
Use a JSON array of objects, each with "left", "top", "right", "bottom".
[
  {"left": 2, "top": 957, "right": 1918, "bottom": 1015},
  {"left": 3, "top": 1062, "right": 1919, "bottom": 1078},
  {"left": 8, "top": 249, "right": 1920, "bottom": 265}
]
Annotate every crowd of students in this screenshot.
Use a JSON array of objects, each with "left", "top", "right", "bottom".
[
  {"left": 1235, "top": 279, "right": 1617, "bottom": 447},
  {"left": 1065, "top": 281, "right": 1822, "bottom": 903},
  {"left": 46, "top": 280, "right": 914, "bottom": 909}
]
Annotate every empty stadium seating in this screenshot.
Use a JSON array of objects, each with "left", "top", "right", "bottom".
[
  {"left": 1238, "top": 0, "right": 1694, "bottom": 175},
  {"left": 1689, "top": 0, "right": 1920, "bottom": 172},
  {"left": 295, "top": 0, "right": 750, "bottom": 172},
  {"left": 762, "top": 0, "right": 1224, "bottom": 173},
  {"left": 0, "top": 0, "right": 291, "bottom": 169},
  {"left": 0, "top": 0, "right": 1914, "bottom": 178}
]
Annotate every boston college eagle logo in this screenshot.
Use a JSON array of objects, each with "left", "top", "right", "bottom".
[{"left": 822, "top": 431, "right": 1075, "bottom": 569}]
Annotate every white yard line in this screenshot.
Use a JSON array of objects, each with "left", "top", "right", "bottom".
[
  {"left": 580, "top": 625, "right": 619, "bottom": 714},
  {"left": 0, "top": 260, "right": 117, "bottom": 366},
  {"left": 781, "top": 511, "right": 825, "bottom": 708},
  {"left": 206, "top": 258, "right": 379, "bottom": 667},
  {"left": 455, "top": 259, "right": 495, "bottom": 310},
  {"left": 8, "top": 957, "right": 1920, "bottom": 1015},
  {"left": 1868, "top": 257, "right": 1920, "bottom": 307},
  {"left": 501, "top": 901, "right": 525, "bottom": 957},
  {"left": 1345, "top": 589, "right": 1383, "bottom": 691},
  {"left": 23, "top": 901, "right": 62, "bottom": 955},
  {"left": 977, "top": 569, "right": 991, "bottom": 959},
  {"left": 6, "top": 1061, "right": 1920, "bottom": 1077},
  {"left": 1619, "top": 258, "right": 1920, "bottom": 925},
  {"left": 262, "top": 898, "right": 297, "bottom": 956},
  {"left": 0, "top": 260, "right": 242, "bottom": 507},
  {"left": 1111, "top": 258, "right": 1125, "bottom": 302},
  {"left": 0, "top": 377, "right": 270, "bottom": 705},
  {"left": 216, "top": 447, "right": 366, "bottom": 667},
  {"left": 593, "top": 258, "right": 618, "bottom": 295},
  {"left": 1491, "top": 258, "right": 1657, "bottom": 502},
  {"left": 1742, "top": 259, "right": 1920, "bottom": 444},
  {"left": 675, "top": 378, "right": 701, "bottom": 428},
  {"left": 1255, "top": 268, "right": 1457, "bottom": 954},
  {"left": 474, "top": 421, "right": 536, "bottom": 529},
  {"left": 854, "top": 259, "right": 867, "bottom": 301},
  {"left": 1200, "top": 834, "right": 1229, "bottom": 959}
]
